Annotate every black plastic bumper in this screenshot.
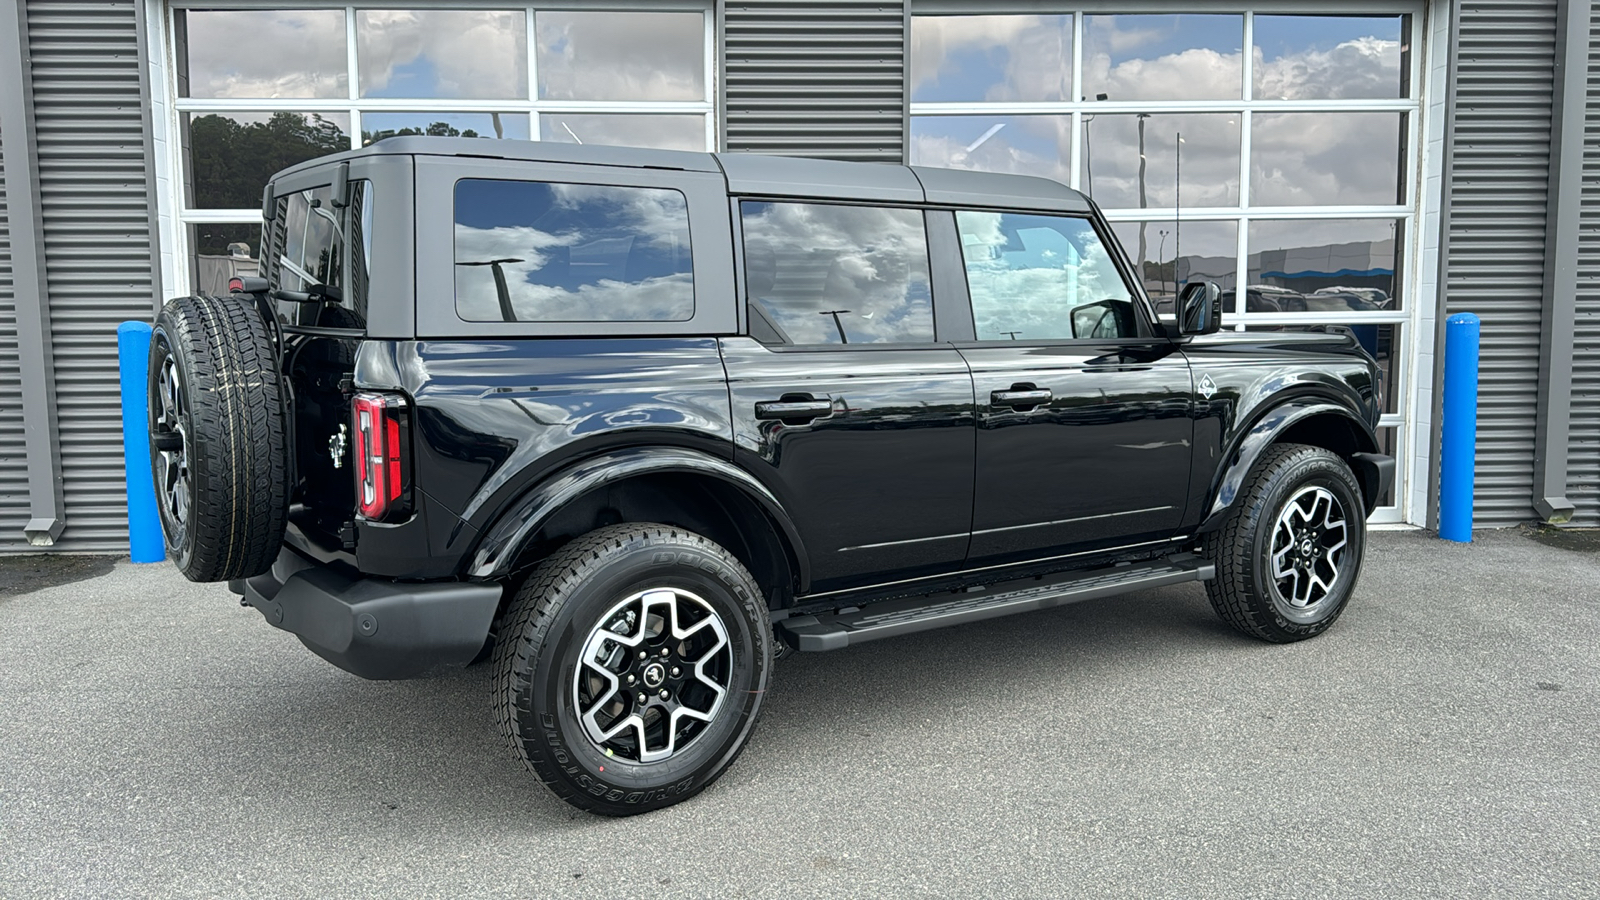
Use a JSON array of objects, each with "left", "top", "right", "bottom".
[
  {"left": 1351, "top": 452, "right": 1396, "bottom": 514},
  {"left": 231, "top": 547, "right": 501, "bottom": 680}
]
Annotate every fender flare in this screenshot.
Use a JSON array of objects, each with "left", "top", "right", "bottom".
[
  {"left": 1198, "top": 400, "right": 1380, "bottom": 532},
  {"left": 466, "top": 445, "right": 811, "bottom": 587}
]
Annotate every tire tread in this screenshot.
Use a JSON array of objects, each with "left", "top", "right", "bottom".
[
  {"left": 152, "top": 295, "right": 288, "bottom": 582},
  {"left": 490, "top": 523, "right": 768, "bottom": 816},
  {"left": 1203, "top": 443, "right": 1364, "bottom": 643}
]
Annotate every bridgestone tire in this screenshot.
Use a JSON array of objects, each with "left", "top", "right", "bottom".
[
  {"left": 1203, "top": 443, "right": 1366, "bottom": 643},
  {"left": 148, "top": 295, "right": 289, "bottom": 582},
  {"left": 493, "top": 523, "right": 771, "bottom": 817}
]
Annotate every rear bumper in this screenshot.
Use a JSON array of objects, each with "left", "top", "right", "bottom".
[{"left": 231, "top": 547, "right": 501, "bottom": 680}]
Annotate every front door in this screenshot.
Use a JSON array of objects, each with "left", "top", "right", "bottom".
[
  {"left": 722, "top": 200, "right": 975, "bottom": 593},
  {"left": 949, "top": 209, "right": 1194, "bottom": 567}
]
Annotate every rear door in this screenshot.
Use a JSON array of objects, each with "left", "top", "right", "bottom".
[
  {"left": 945, "top": 209, "right": 1194, "bottom": 568},
  {"left": 722, "top": 200, "right": 975, "bottom": 594}
]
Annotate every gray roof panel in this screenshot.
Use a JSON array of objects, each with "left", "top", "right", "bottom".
[
  {"left": 271, "top": 136, "right": 721, "bottom": 181},
  {"left": 911, "top": 165, "right": 1092, "bottom": 214},
  {"left": 266, "top": 139, "right": 1094, "bottom": 217},
  {"left": 715, "top": 153, "right": 924, "bottom": 203}
]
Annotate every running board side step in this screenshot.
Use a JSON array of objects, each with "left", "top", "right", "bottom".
[{"left": 778, "top": 555, "right": 1214, "bottom": 652}]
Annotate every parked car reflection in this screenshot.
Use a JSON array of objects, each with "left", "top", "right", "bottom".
[{"left": 1220, "top": 284, "right": 1392, "bottom": 313}]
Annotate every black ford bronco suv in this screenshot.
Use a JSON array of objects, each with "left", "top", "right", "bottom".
[{"left": 148, "top": 137, "right": 1393, "bottom": 816}]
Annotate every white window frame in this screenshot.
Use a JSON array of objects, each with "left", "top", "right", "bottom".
[
  {"left": 909, "top": 2, "right": 1436, "bottom": 525},
  {"left": 148, "top": 0, "right": 717, "bottom": 297}
]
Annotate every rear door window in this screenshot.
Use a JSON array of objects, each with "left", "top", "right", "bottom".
[
  {"left": 740, "top": 201, "right": 934, "bottom": 345},
  {"left": 453, "top": 179, "right": 694, "bottom": 323}
]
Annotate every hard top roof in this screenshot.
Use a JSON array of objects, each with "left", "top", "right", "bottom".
[{"left": 271, "top": 136, "right": 1093, "bottom": 214}]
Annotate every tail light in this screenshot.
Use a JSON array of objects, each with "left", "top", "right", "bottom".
[{"left": 352, "top": 391, "right": 410, "bottom": 521}]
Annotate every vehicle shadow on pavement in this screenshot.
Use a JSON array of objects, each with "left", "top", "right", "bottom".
[
  {"left": 757, "top": 583, "right": 1238, "bottom": 733},
  {"left": 197, "top": 583, "right": 1235, "bottom": 827}
]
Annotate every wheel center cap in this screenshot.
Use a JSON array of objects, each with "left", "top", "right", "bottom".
[
  {"left": 642, "top": 662, "right": 666, "bottom": 688},
  {"left": 1300, "top": 538, "right": 1315, "bottom": 557}
]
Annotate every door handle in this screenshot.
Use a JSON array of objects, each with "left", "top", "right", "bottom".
[
  {"left": 755, "top": 396, "right": 834, "bottom": 424},
  {"left": 991, "top": 387, "right": 1053, "bottom": 409}
]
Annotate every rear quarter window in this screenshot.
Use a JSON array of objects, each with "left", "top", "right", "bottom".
[{"left": 453, "top": 178, "right": 694, "bottom": 323}]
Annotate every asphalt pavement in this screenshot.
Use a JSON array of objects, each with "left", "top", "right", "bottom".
[{"left": 1, "top": 528, "right": 1596, "bottom": 899}]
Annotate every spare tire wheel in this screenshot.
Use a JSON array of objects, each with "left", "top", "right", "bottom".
[{"left": 148, "top": 295, "right": 290, "bottom": 582}]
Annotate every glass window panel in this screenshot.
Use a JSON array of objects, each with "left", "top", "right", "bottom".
[
  {"left": 454, "top": 180, "right": 694, "bottom": 323},
  {"left": 1247, "top": 324, "right": 1400, "bottom": 415},
  {"left": 909, "top": 116, "right": 1072, "bottom": 185},
  {"left": 1254, "top": 15, "right": 1409, "bottom": 100},
  {"left": 1082, "top": 15, "right": 1243, "bottom": 101},
  {"left": 1252, "top": 112, "right": 1405, "bottom": 207},
  {"left": 540, "top": 114, "right": 707, "bottom": 152},
  {"left": 910, "top": 15, "right": 1072, "bottom": 103},
  {"left": 1246, "top": 219, "right": 1403, "bottom": 312},
  {"left": 1081, "top": 113, "right": 1240, "bottom": 209},
  {"left": 536, "top": 11, "right": 705, "bottom": 101},
  {"left": 741, "top": 202, "right": 933, "bottom": 346},
  {"left": 265, "top": 184, "right": 371, "bottom": 327},
  {"left": 958, "top": 211, "right": 1138, "bottom": 342},
  {"left": 356, "top": 10, "right": 527, "bottom": 100},
  {"left": 184, "top": 112, "right": 350, "bottom": 210},
  {"left": 1111, "top": 220, "right": 1237, "bottom": 317},
  {"left": 188, "top": 223, "right": 262, "bottom": 296},
  {"left": 362, "top": 112, "right": 530, "bottom": 146},
  {"left": 176, "top": 10, "right": 347, "bottom": 99},
  {"left": 274, "top": 186, "right": 345, "bottom": 293}
]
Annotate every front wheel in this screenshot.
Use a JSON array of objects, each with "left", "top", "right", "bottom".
[
  {"left": 1203, "top": 443, "right": 1367, "bottom": 643},
  {"left": 492, "top": 524, "right": 771, "bottom": 816}
]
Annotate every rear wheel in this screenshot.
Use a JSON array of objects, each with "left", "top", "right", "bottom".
[
  {"left": 148, "top": 295, "right": 288, "bottom": 582},
  {"left": 493, "top": 523, "right": 770, "bottom": 816},
  {"left": 1203, "top": 443, "right": 1366, "bottom": 643}
]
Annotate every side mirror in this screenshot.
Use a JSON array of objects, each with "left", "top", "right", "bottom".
[{"left": 1178, "top": 281, "right": 1222, "bottom": 336}]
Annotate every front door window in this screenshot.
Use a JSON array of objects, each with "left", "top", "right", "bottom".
[{"left": 956, "top": 211, "right": 1140, "bottom": 342}]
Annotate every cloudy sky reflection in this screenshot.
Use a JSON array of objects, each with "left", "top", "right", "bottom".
[
  {"left": 180, "top": 9, "right": 707, "bottom": 103},
  {"left": 911, "top": 13, "right": 1408, "bottom": 219}
]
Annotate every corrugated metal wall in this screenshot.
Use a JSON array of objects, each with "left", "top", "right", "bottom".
[
  {"left": 1442, "top": 0, "right": 1558, "bottom": 526},
  {"left": 15, "top": 0, "right": 156, "bottom": 551},
  {"left": 1571, "top": 7, "right": 1600, "bottom": 525},
  {"left": 721, "top": 0, "right": 906, "bottom": 161},
  {"left": 0, "top": 122, "right": 26, "bottom": 545}
]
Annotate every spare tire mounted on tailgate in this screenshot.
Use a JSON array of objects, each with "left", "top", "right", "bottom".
[{"left": 148, "top": 295, "right": 289, "bottom": 582}]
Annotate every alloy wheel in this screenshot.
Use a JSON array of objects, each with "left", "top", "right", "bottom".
[
  {"left": 572, "top": 587, "right": 732, "bottom": 763},
  {"left": 1267, "top": 485, "right": 1349, "bottom": 623},
  {"left": 152, "top": 353, "right": 191, "bottom": 530}
]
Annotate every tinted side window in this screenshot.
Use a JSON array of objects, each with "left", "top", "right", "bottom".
[
  {"left": 956, "top": 211, "right": 1140, "bottom": 341},
  {"left": 454, "top": 179, "right": 693, "bottom": 323},
  {"left": 741, "top": 201, "right": 934, "bottom": 345}
]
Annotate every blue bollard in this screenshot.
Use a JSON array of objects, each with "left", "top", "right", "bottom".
[
  {"left": 1438, "top": 312, "right": 1480, "bottom": 543},
  {"left": 118, "top": 320, "right": 165, "bottom": 562}
]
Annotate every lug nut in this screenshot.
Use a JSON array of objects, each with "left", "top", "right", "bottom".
[
  {"left": 660, "top": 647, "right": 670, "bottom": 657},
  {"left": 637, "top": 692, "right": 648, "bottom": 704},
  {"left": 638, "top": 651, "right": 647, "bottom": 660},
  {"left": 670, "top": 667, "right": 680, "bottom": 677},
  {"left": 659, "top": 689, "right": 669, "bottom": 699},
  {"left": 627, "top": 674, "right": 635, "bottom": 684}
]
